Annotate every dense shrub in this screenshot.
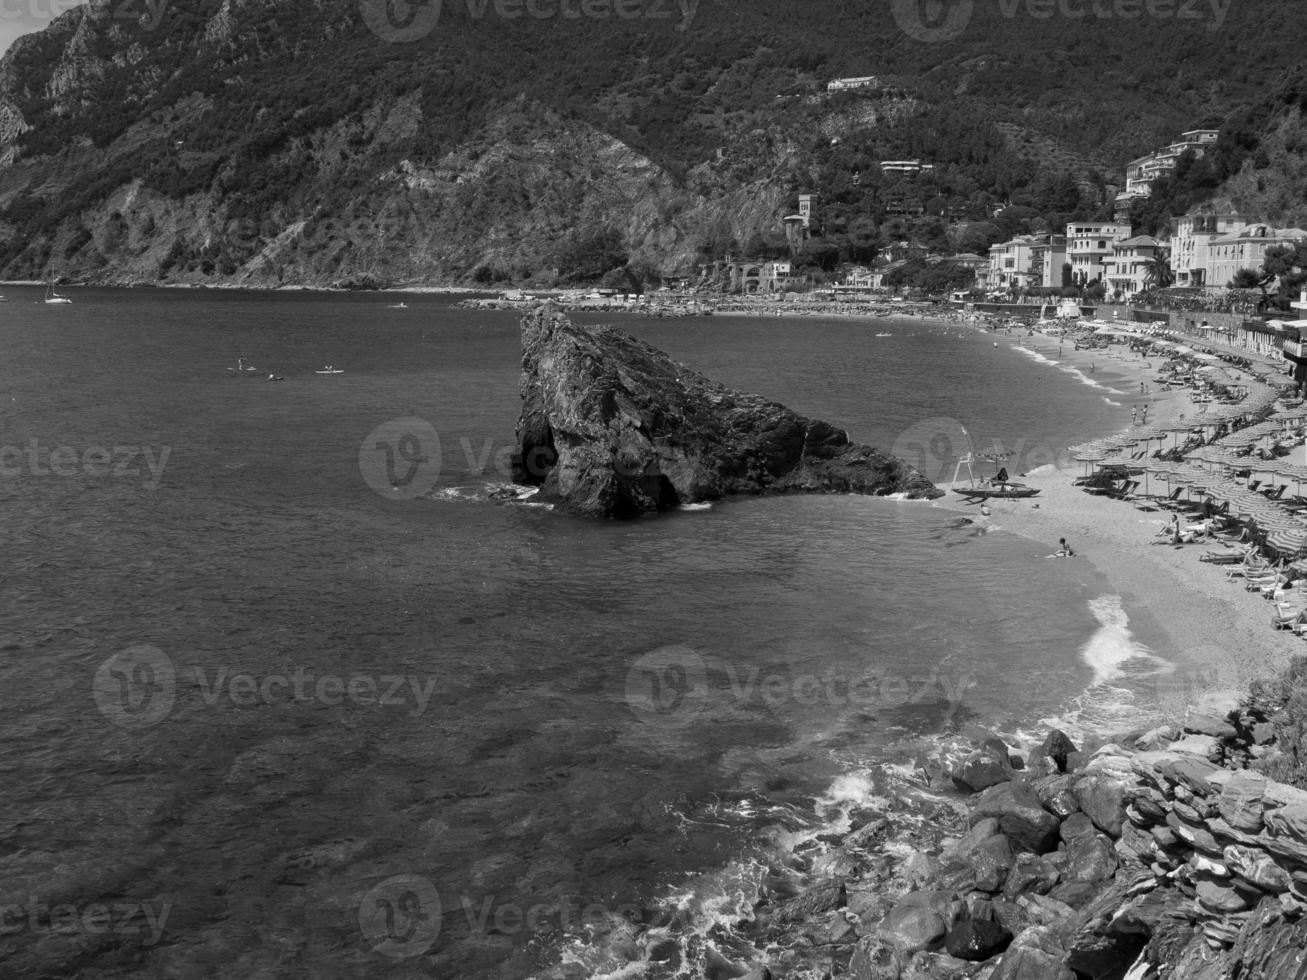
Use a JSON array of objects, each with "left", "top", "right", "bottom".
[{"left": 1253, "top": 656, "right": 1307, "bottom": 789}]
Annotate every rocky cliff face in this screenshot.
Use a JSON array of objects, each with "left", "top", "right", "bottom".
[
  {"left": 0, "top": 0, "right": 820, "bottom": 287},
  {"left": 510, "top": 305, "right": 941, "bottom": 517}
]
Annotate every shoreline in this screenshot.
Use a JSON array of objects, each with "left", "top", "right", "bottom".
[
  {"left": 0, "top": 279, "right": 488, "bottom": 295},
  {"left": 686, "top": 318, "right": 1307, "bottom": 980},
  {"left": 932, "top": 322, "right": 1302, "bottom": 721}
]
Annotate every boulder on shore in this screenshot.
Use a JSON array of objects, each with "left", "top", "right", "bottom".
[{"left": 511, "top": 305, "right": 942, "bottom": 517}]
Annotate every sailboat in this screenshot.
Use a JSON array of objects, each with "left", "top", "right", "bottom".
[{"left": 44, "top": 282, "right": 72, "bottom": 304}]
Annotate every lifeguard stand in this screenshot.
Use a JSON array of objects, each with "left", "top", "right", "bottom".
[{"left": 950, "top": 449, "right": 977, "bottom": 486}]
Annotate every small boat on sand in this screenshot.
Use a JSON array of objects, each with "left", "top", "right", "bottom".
[
  {"left": 949, "top": 438, "right": 1040, "bottom": 499},
  {"left": 952, "top": 482, "right": 1041, "bottom": 500}
]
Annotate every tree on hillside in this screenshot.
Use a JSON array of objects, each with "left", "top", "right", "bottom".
[
  {"left": 952, "top": 221, "right": 1003, "bottom": 255},
  {"left": 909, "top": 218, "right": 950, "bottom": 254},
  {"left": 744, "top": 231, "right": 790, "bottom": 260},
  {"left": 1027, "top": 170, "right": 1082, "bottom": 215},
  {"left": 847, "top": 217, "right": 881, "bottom": 264},
  {"left": 992, "top": 206, "right": 1040, "bottom": 240},
  {"left": 796, "top": 239, "right": 841, "bottom": 272},
  {"left": 1261, "top": 242, "right": 1307, "bottom": 308},
  {"left": 555, "top": 227, "right": 627, "bottom": 282},
  {"left": 1143, "top": 250, "right": 1174, "bottom": 290},
  {"left": 918, "top": 261, "right": 975, "bottom": 294},
  {"left": 1230, "top": 267, "right": 1262, "bottom": 289}
]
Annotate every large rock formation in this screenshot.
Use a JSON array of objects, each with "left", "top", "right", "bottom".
[{"left": 510, "top": 305, "right": 941, "bottom": 518}]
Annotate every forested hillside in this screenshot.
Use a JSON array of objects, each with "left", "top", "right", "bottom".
[{"left": 0, "top": 0, "right": 1300, "bottom": 285}]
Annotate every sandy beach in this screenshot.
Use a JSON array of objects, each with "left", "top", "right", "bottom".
[{"left": 931, "top": 322, "right": 1302, "bottom": 724}]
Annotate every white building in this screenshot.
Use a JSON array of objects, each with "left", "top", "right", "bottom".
[
  {"left": 1207, "top": 224, "right": 1307, "bottom": 289},
  {"left": 827, "top": 76, "right": 879, "bottom": 92},
  {"left": 1103, "top": 235, "right": 1165, "bottom": 299},
  {"left": 1169, "top": 205, "right": 1248, "bottom": 288},
  {"left": 984, "top": 236, "right": 1042, "bottom": 292},
  {"left": 880, "top": 160, "right": 935, "bottom": 176},
  {"left": 1113, "top": 129, "right": 1221, "bottom": 218},
  {"left": 1066, "top": 222, "right": 1133, "bottom": 285}
]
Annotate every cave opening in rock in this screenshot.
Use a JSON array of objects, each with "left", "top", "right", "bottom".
[{"left": 514, "top": 425, "right": 557, "bottom": 486}]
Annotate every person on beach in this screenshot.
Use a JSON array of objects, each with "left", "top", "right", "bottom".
[
  {"left": 1132, "top": 406, "right": 1138, "bottom": 424},
  {"left": 1057, "top": 537, "right": 1075, "bottom": 557},
  {"left": 1142, "top": 405, "right": 1149, "bottom": 423}
]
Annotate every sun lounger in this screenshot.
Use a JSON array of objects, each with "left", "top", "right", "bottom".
[
  {"left": 1273, "top": 607, "right": 1306, "bottom": 629},
  {"left": 1105, "top": 480, "right": 1140, "bottom": 501},
  {"left": 1134, "top": 488, "right": 1182, "bottom": 511},
  {"left": 1247, "top": 574, "right": 1287, "bottom": 592}
]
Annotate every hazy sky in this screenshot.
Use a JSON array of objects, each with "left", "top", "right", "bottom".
[{"left": 0, "top": 1, "right": 78, "bottom": 56}]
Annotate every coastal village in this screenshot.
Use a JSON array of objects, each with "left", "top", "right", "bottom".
[
  {"left": 469, "top": 115, "right": 1307, "bottom": 394},
  {"left": 461, "top": 113, "right": 1307, "bottom": 976}
]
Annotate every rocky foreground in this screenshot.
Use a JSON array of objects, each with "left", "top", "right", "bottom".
[
  {"left": 510, "top": 305, "right": 941, "bottom": 517},
  {"left": 690, "top": 690, "right": 1307, "bottom": 980}
]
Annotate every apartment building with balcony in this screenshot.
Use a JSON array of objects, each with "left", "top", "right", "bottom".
[
  {"left": 1112, "top": 129, "right": 1220, "bottom": 219},
  {"left": 983, "top": 235, "right": 1041, "bottom": 292},
  {"left": 1066, "top": 222, "right": 1132, "bottom": 285},
  {"left": 1102, "top": 235, "right": 1165, "bottom": 298},
  {"left": 1169, "top": 205, "right": 1248, "bottom": 287}
]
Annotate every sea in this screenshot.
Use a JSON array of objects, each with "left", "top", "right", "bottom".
[{"left": 0, "top": 286, "right": 1197, "bottom": 978}]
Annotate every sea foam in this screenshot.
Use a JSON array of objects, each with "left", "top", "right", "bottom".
[
  {"left": 1035, "top": 595, "right": 1177, "bottom": 737},
  {"left": 1010, "top": 345, "right": 1123, "bottom": 395}
]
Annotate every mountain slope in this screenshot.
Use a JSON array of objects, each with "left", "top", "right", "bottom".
[{"left": 0, "top": 0, "right": 1301, "bottom": 285}]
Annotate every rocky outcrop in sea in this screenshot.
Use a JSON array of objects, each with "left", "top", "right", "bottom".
[{"left": 510, "top": 305, "right": 941, "bottom": 518}]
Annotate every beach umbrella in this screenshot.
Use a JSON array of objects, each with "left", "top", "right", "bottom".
[{"left": 1266, "top": 528, "right": 1307, "bottom": 558}]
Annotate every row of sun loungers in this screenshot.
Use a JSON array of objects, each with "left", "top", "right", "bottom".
[{"left": 1065, "top": 325, "right": 1307, "bottom": 635}]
